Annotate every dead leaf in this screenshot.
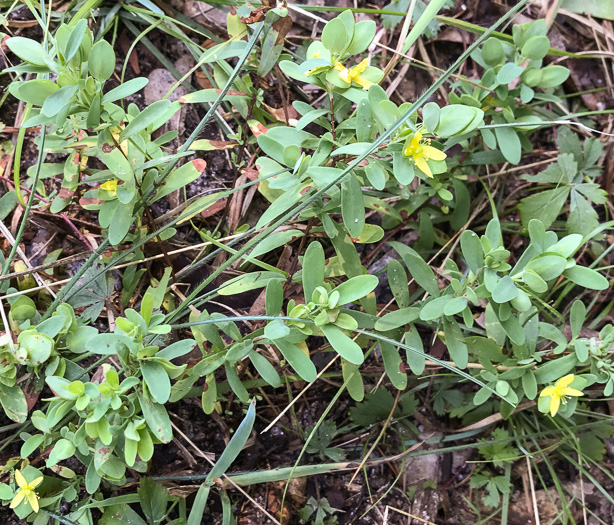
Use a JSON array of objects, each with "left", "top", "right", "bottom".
[
  {"left": 118, "top": 31, "right": 140, "bottom": 74},
  {"left": 248, "top": 120, "right": 268, "bottom": 137},
  {"left": 240, "top": 5, "right": 270, "bottom": 24},
  {"left": 201, "top": 198, "right": 227, "bottom": 218}
]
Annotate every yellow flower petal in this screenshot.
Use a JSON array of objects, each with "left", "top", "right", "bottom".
[
  {"left": 27, "top": 491, "right": 39, "bottom": 513},
  {"left": 29, "top": 476, "right": 43, "bottom": 489},
  {"left": 415, "top": 155, "right": 433, "bottom": 178},
  {"left": 557, "top": 374, "right": 575, "bottom": 388},
  {"left": 549, "top": 395, "right": 560, "bottom": 417},
  {"left": 15, "top": 470, "right": 27, "bottom": 489},
  {"left": 412, "top": 131, "right": 423, "bottom": 149},
  {"left": 10, "top": 491, "right": 25, "bottom": 508},
  {"left": 354, "top": 77, "right": 374, "bottom": 90},
  {"left": 338, "top": 68, "right": 352, "bottom": 84},
  {"left": 540, "top": 386, "right": 556, "bottom": 398},
  {"left": 423, "top": 145, "right": 447, "bottom": 161},
  {"left": 351, "top": 58, "right": 369, "bottom": 77},
  {"left": 563, "top": 388, "right": 583, "bottom": 397},
  {"left": 333, "top": 62, "right": 346, "bottom": 72}
]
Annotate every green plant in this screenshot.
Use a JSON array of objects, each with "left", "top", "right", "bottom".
[{"left": 1, "top": 1, "right": 612, "bottom": 522}]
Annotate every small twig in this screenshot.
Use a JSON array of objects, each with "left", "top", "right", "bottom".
[{"left": 0, "top": 174, "right": 93, "bottom": 249}]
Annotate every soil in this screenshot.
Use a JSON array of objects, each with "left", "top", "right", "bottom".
[{"left": 1, "top": 0, "right": 614, "bottom": 524}]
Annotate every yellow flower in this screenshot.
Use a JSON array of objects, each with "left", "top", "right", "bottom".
[
  {"left": 334, "top": 59, "right": 374, "bottom": 90},
  {"left": 403, "top": 131, "right": 447, "bottom": 178},
  {"left": 10, "top": 470, "right": 43, "bottom": 513},
  {"left": 101, "top": 179, "right": 118, "bottom": 196},
  {"left": 539, "top": 374, "right": 583, "bottom": 417},
  {"left": 305, "top": 50, "right": 330, "bottom": 77}
]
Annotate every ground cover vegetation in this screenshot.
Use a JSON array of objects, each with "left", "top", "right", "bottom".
[{"left": 0, "top": 0, "right": 613, "bottom": 523}]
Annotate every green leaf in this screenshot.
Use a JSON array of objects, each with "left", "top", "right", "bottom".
[
  {"left": 41, "top": 85, "right": 78, "bottom": 117},
  {"left": 6, "top": 37, "right": 48, "bottom": 66},
  {"left": 561, "top": 0, "right": 614, "bottom": 19},
  {"left": 139, "top": 392, "right": 172, "bottom": 443},
  {"left": 522, "top": 370, "right": 538, "bottom": 399},
  {"left": 0, "top": 383, "right": 27, "bottom": 423},
  {"left": 321, "top": 16, "right": 350, "bottom": 54},
  {"left": 570, "top": 300, "right": 586, "bottom": 339},
  {"left": 567, "top": 189, "right": 600, "bottom": 237},
  {"left": 525, "top": 254, "right": 567, "bottom": 281},
  {"left": 341, "top": 174, "right": 365, "bottom": 238},
  {"left": 380, "top": 341, "right": 407, "bottom": 390},
  {"left": 443, "top": 318, "right": 468, "bottom": 368},
  {"left": 363, "top": 160, "right": 387, "bottom": 190},
  {"left": 102, "top": 78, "right": 149, "bottom": 104},
  {"left": 420, "top": 295, "right": 453, "bottom": 321},
  {"left": 387, "top": 259, "right": 410, "bottom": 308},
  {"left": 537, "top": 65, "right": 570, "bottom": 88},
  {"left": 374, "top": 307, "right": 420, "bottom": 331},
  {"left": 460, "top": 230, "right": 484, "bottom": 274},
  {"left": 522, "top": 269, "right": 548, "bottom": 293},
  {"left": 389, "top": 242, "right": 440, "bottom": 297},
  {"left": 494, "top": 125, "right": 521, "bottom": 164},
  {"left": 141, "top": 360, "right": 171, "bottom": 404},
  {"left": 563, "top": 266, "right": 609, "bottom": 290},
  {"left": 356, "top": 98, "right": 374, "bottom": 142},
  {"left": 334, "top": 274, "right": 379, "bottom": 305},
  {"left": 208, "top": 401, "right": 255, "bottom": 481},
  {"left": 482, "top": 37, "right": 505, "bottom": 66},
  {"left": 88, "top": 39, "right": 116, "bottom": 81},
  {"left": 320, "top": 324, "right": 364, "bottom": 365},
  {"left": 522, "top": 35, "right": 550, "bottom": 60},
  {"left": 247, "top": 229, "right": 304, "bottom": 260},
  {"left": 275, "top": 340, "right": 317, "bottom": 382},
  {"left": 302, "top": 242, "right": 325, "bottom": 303},
  {"left": 264, "top": 319, "right": 290, "bottom": 340},
  {"left": 534, "top": 353, "right": 577, "bottom": 383},
  {"left": 154, "top": 159, "right": 205, "bottom": 202},
  {"left": 138, "top": 478, "right": 168, "bottom": 525},
  {"left": 47, "top": 438, "right": 76, "bottom": 467},
  {"left": 443, "top": 296, "right": 468, "bottom": 316},
  {"left": 496, "top": 62, "right": 524, "bottom": 84},
  {"left": 404, "top": 326, "right": 425, "bottom": 375},
  {"left": 343, "top": 360, "right": 364, "bottom": 401},
  {"left": 249, "top": 351, "right": 281, "bottom": 387},
  {"left": 120, "top": 100, "right": 172, "bottom": 142},
  {"left": 218, "top": 271, "right": 285, "bottom": 296},
  {"left": 100, "top": 504, "right": 148, "bottom": 525},
  {"left": 491, "top": 276, "right": 518, "bottom": 303},
  {"left": 265, "top": 279, "right": 284, "bottom": 317},
  {"left": 346, "top": 20, "right": 376, "bottom": 55},
  {"left": 402, "top": 0, "right": 448, "bottom": 53},
  {"left": 11, "top": 79, "right": 58, "bottom": 105}
]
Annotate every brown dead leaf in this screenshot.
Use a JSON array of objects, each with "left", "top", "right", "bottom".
[
  {"left": 201, "top": 198, "right": 227, "bottom": 218},
  {"left": 262, "top": 103, "right": 300, "bottom": 123},
  {"left": 248, "top": 120, "right": 268, "bottom": 137},
  {"left": 118, "top": 31, "right": 140, "bottom": 74},
  {"left": 240, "top": 5, "right": 270, "bottom": 24},
  {"left": 195, "top": 71, "right": 214, "bottom": 90}
]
